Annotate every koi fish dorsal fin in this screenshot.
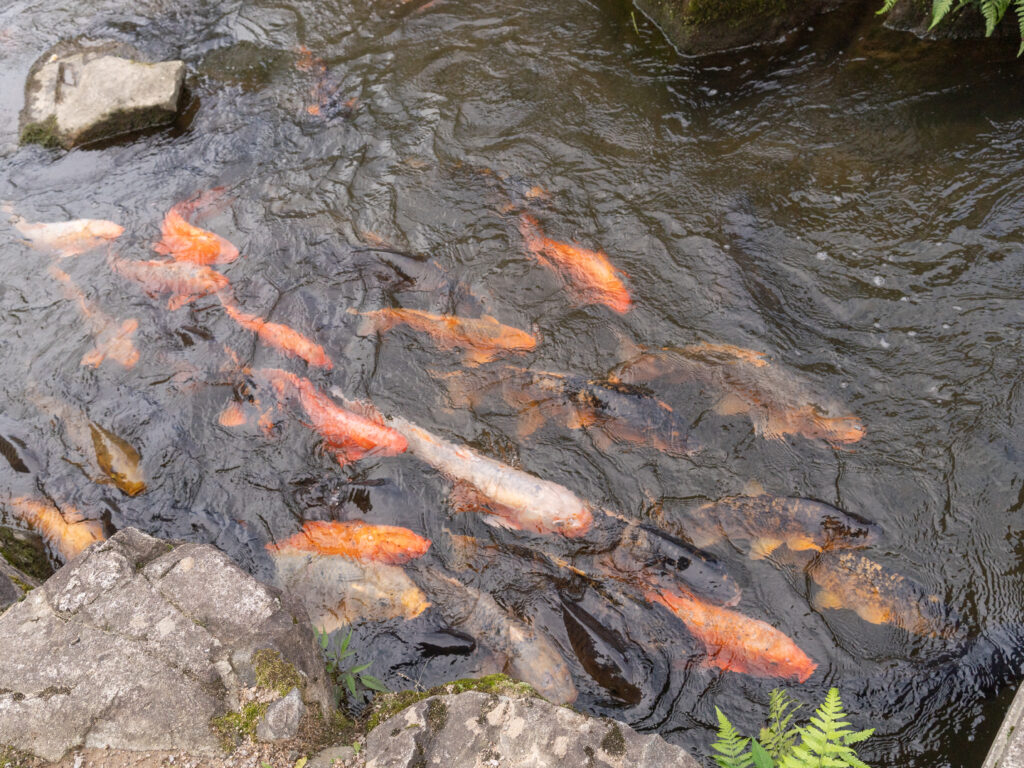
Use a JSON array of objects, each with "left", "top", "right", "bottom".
[
  {"left": 812, "top": 588, "right": 845, "bottom": 611},
  {"left": 748, "top": 537, "right": 783, "bottom": 560}
]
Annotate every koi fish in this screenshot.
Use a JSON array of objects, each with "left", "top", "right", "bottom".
[
  {"left": 153, "top": 202, "right": 239, "bottom": 266},
  {"left": 601, "top": 522, "right": 741, "bottom": 607},
  {"left": 3, "top": 497, "right": 105, "bottom": 563},
  {"left": 9, "top": 209, "right": 124, "bottom": 258},
  {"left": 646, "top": 589, "right": 816, "bottom": 682},
  {"left": 444, "top": 367, "right": 692, "bottom": 455},
  {"left": 48, "top": 265, "right": 140, "bottom": 369},
  {"left": 613, "top": 342, "right": 864, "bottom": 445},
  {"left": 28, "top": 390, "right": 146, "bottom": 496},
  {"left": 411, "top": 567, "right": 577, "bottom": 704},
  {"left": 108, "top": 256, "right": 230, "bottom": 310},
  {"left": 389, "top": 415, "right": 593, "bottom": 537},
  {"left": 351, "top": 307, "right": 536, "bottom": 365},
  {"left": 807, "top": 551, "right": 956, "bottom": 638},
  {"left": 671, "top": 494, "right": 881, "bottom": 560},
  {"left": 262, "top": 370, "right": 406, "bottom": 465},
  {"left": 518, "top": 214, "right": 630, "bottom": 314},
  {"left": 561, "top": 598, "right": 641, "bottom": 704},
  {"left": 222, "top": 300, "right": 332, "bottom": 369},
  {"left": 270, "top": 550, "right": 430, "bottom": 633},
  {"left": 267, "top": 520, "right": 430, "bottom": 565}
]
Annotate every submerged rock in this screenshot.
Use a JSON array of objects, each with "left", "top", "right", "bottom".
[
  {"left": 20, "top": 41, "right": 185, "bottom": 149},
  {"left": 363, "top": 690, "right": 700, "bottom": 768},
  {"left": 0, "top": 527, "right": 331, "bottom": 762}
]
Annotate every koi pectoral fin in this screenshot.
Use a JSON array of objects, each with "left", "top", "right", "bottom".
[
  {"left": 80, "top": 347, "right": 105, "bottom": 368},
  {"left": 749, "top": 537, "right": 783, "bottom": 560},
  {"left": 516, "top": 407, "right": 547, "bottom": 439},
  {"left": 812, "top": 588, "right": 845, "bottom": 611}
]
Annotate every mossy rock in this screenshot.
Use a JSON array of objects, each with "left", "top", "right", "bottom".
[
  {"left": 364, "top": 674, "right": 538, "bottom": 732},
  {"left": 19, "top": 116, "right": 61, "bottom": 149},
  {"left": 210, "top": 702, "right": 269, "bottom": 752},
  {"left": 0, "top": 526, "right": 52, "bottom": 582},
  {"left": 254, "top": 648, "right": 305, "bottom": 697}
]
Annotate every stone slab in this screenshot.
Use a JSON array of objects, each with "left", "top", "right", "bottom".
[{"left": 983, "top": 683, "right": 1024, "bottom": 768}]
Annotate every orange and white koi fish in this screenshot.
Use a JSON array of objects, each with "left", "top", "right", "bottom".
[
  {"left": 271, "top": 550, "right": 429, "bottom": 633},
  {"left": 646, "top": 589, "right": 816, "bottom": 682},
  {"left": 153, "top": 203, "right": 239, "bottom": 266},
  {"left": 518, "top": 214, "right": 630, "bottom": 314},
  {"left": 351, "top": 307, "right": 535, "bottom": 365},
  {"left": 222, "top": 300, "right": 332, "bottom": 369},
  {"left": 388, "top": 415, "right": 593, "bottom": 537},
  {"left": 267, "top": 519, "right": 430, "bottom": 565},
  {"left": 262, "top": 370, "right": 407, "bottom": 465},
  {"left": 109, "top": 256, "right": 231, "bottom": 310},
  {"left": 4, "top": 497, "right": 105, "bottom": 563},
  {"left": 613, "top": 342, "right": 864, "bottom": 446},
  {"left": 9, "top": 208, "right": 124, "bottom": 258},
  {"left": 48, "top": 265, "right": 140, "bottom": 369}
]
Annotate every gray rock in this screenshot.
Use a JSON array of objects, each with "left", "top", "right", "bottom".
[
  {"left": 982, "top": 679, "right": 1024, "bottom": 768},
  {"left": 0, "top": 571, "right": 20, "bottom": 610},
  {"left": 20, "top": 41, "right": 185, "bottom": 149},
  {"left": 256, "top": 688, "right": 305, "bottom": 742},
  {"left": 0, "top": 528, "right": 331, "bottom": 762},
  {"left": 363, "top": 691, "right": 700, "bottom": 768},
  {"left": 309, "top": 745, "right": 357, "bottom": 768}
]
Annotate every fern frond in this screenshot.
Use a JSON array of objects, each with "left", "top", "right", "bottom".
[
  {"left": 760, "top": 689, "right": 802, "bottom": 759},
  {"left": 750, "top": 740, "right": 775, "bottom": 768},
  {"left": 876, "top": 0, "right": 899, "bottom": 16},
  {"left": 981, "top": 0, "right": 1000, "bottom": 35},
  {"left": 929, "top": 0, "right": 955, "bottom": 28},
  {"left": 713, "top": 707, "right": 754, "bottom": 768},
  {"left": 844, "top": 729, "right": 875, "bottom": 746},
  {"left": 1016, "top": 0, "right": 1024, "bottom": 54}
]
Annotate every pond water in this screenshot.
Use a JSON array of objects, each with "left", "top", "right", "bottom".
[{"left": 1, "top": 0, "right": 1024, "bottom": 764}]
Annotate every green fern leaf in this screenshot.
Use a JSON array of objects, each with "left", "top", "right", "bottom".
[
  {"left": 713, "top": 708, "right": 753, "bottom": 768},
  {"left": 929, "top": 0, "right": 955, "bottom": 28},
  {"left": 759, "top": 690, "right": 802, "bottom": 759},
  {"left": 1015, "top": 0, "right": 1024, "bottom": 54},
  {"left": 876, "top": 0, "right": 899, "bottom": 16},
  {"left": 750, "top": 741, "right": 774, "bottom": 768},
  {"left": 981, "top": 0, "right": 1000, "bottom": 35},
  {"left": 844, "top": 729, "right": 875, "bottom": 746}
]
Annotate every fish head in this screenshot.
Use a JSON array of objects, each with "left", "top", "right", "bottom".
[
  {"left": 111, "top": 469, "right": 147, "bottom": 497},
  {"left": 502, "top": 326, "right": 537, "bottom": 351},
  {"left": 751, "top": 636, "right": 818, "bottom": 683},
  {"left": 801, "top": 408, "right": 865, "bottom": 444},
  {"left": 361, "top": 524, "right": 431, "bottom": 564},
  {"left": 819, "top": 509, "right": 882, "bottom": 549},
  {"left": 619, "top": 524, "right": 741, "bottom": 606},
  {"left": 87, "top": 221, "right": 126, "bottom": 241},
  {"left": 508, "top": 624, "right": 578, "bottom": 704},
  {"left": 553, "top": 504, "right": 594, "bottom": 538}
]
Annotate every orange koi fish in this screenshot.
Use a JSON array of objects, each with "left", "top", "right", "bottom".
[
  {"left": 518, "top": 214, "right": 630, "bottom": 314},
  {"left": 48, "top": 265, "right": 140, "bottom": 369},
  {"left": 646, "top": 589, "right": 816, "bottom": 682},
  {"left": 267, "top": 519, "right": 431, "bottom": 565},
  {"left": 262, "top": 369, "right": 407, "bottom": 465},
  {"left": 350, "top": 307, "right": 536, "bottom": 365},
  {"left": 222, "top": 300, "right": 332, "bottom": 369},
  {"left": 614, "top": 342, "right": 864, "bottom": 446},
  {"left": 153, "top": 204, "right": 239, "bottom": 266},
  {"left": 4, "top": 497, "right": 105, "bottom": 563},
  {"left": 9, "top": 209, "right": 124, "bottom": 258},
  {"left": 109, "top": 256, "right": 231, "bottom": 310},
  {"left": 389, "top": 415, "right": 593, "bottom": 537}
]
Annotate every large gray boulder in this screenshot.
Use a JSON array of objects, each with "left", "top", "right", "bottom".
[
  {"left": 363, "top": 691, "right": 700, "bottom": 768},
  {"left": 20, "top": 41, "right": 185, "bottom": 149},
  {"left": 0, "top": 528, "right": 332, "bottom": 762}
]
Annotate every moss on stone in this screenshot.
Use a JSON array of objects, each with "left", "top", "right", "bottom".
[
  {"left": 210, "top": 701, "right": 269, "bottom": 752},
  {"left": 0, "top": 528, "right": 52, "bottom": 582},
  {"left": 254, "top": 648, "right": 304, "bottom": 697},
  {"left": 364, "top": 674, "right": 537, "bottom": 732},
  {"left": 425, "top": 699, "right": 448, "bottom": 732},
  {"left": 18, "top": 116, "right": 62, "bottom": 149},
  {"left": 0, "top": 743, "right": 39, "bottom": 767},
  {"left": 600, "top": 722, "right": 627, "bottom": 757},
  {"left": 680, "top": 0, "right": 790, "bottom": 27}
]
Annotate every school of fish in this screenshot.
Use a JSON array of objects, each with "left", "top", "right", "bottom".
[{"left": 2, "top": 171, "right": 955, "bottom": 711}]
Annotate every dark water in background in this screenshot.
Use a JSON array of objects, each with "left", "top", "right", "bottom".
[{"left": 1, "top": 0, "right": 1024, "bottom": 764}]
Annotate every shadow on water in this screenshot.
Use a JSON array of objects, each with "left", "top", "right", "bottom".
[{"left": 1, "top": 0, "right": 1024, "bottom": 764}]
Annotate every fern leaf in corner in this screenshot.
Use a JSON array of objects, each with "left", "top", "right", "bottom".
[
  {"left": 1016, "top": 0, "right": 1024, "bottom": 54},
  {"left": 713, "top": 707, "right": 754, "bottom": 768},
  {"left": 980, "top": 0, "right": 1000, "bottom": 35},
  {"left": 876, "top": 0, "right": 899, "bottom": 16}
]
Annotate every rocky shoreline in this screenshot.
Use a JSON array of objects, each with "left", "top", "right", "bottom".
[{"left": 0, "top": 529, "right": 700, "bottom": 768}]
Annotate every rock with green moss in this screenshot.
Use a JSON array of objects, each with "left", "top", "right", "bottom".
[
  {"left": 20, "top": 40, "right": 185, "bottom": 150},
  {"left": 631, "top": 0, "right": 840, "bottom": 54},
  {"left": 361, "top": 690, "right": 700, "bottom": 768}
]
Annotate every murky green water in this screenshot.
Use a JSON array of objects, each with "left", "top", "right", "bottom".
[{"left": 2, "top": 0, "right": 1024, "bottom": 764}]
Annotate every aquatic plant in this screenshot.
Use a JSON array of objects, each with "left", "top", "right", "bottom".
[
  {"left": 878, "top": 0, "right": 1024, "bottom": 55},
  {"left": 316, "top": 628, "right": 388, "bottom": 710},
  {"left": 711, "top": 687, "right": 874, "bottom": 768}
]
